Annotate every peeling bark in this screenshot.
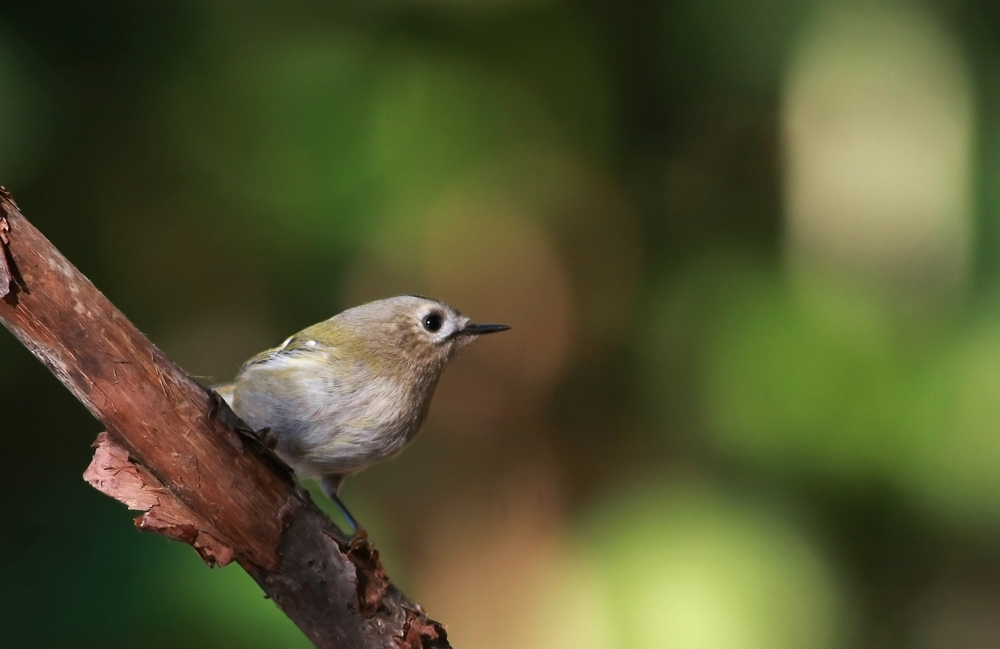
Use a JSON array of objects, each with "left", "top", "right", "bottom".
[
  {"left": 84, "top": 432, "right": 237, "bottom": 567},
  {"left": 0, "top": 189, "right": 451, "bottom": 649},
  {"left": 0, "top": 188, "right": 20, "bottom": 300}
]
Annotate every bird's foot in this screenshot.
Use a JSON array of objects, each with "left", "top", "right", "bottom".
[
  {"left": 257, "top": 427, "right": 278, "bottom": 451},
  {"left": 349, "top": 526, "right": 370, "bottom": 549}
]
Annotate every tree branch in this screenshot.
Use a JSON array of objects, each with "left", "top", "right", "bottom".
[{"left": 0, "top": 188, "right": 450, "bottom": 649}]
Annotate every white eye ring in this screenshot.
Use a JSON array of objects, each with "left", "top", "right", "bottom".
[{"left": 422, "top": 312, "right": 444, "bottom": 333}]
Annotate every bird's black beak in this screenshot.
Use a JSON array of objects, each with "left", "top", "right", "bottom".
[{"left": 458, "top": 323, "right": 511, "bottom": 336}]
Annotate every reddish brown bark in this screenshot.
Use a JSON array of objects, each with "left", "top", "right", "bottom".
[{"left": 0, "top": 189, "right": 450, "bottom": 649}]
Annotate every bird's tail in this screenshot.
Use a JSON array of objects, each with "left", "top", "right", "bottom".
[{"left": 212, "top": 382, "right": 236, "bottom": 407}]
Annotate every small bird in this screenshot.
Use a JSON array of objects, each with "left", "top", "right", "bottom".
[{"left": 214, "top": 295, "right": 509, "bottom": 531}]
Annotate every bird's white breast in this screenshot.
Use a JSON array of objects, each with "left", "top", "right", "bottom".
[{"left": 233, "top": 348, "right": 423, "bottom": 478}]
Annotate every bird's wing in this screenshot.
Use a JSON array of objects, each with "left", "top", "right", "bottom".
[
  {"left": 232, "top": 331, "right": 355, "bottom": 459},
  {"left": 239, "top": 333, "right": 330, "bottom": 370}
]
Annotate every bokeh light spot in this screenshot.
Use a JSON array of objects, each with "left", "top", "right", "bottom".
[
  {"left": 784, "top": 4, "right": 974, "bottom": 298},
  {"left": 584, "top": 482, "right": 842, "bottom": 649}
]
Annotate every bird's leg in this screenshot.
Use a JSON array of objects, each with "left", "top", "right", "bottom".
[{"left": 321, "top": 474, "right": 365, "bottom": 538}]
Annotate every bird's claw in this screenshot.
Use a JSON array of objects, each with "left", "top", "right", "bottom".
[{"left": 349, "top": 526, "right": 370, "bottom": 549}]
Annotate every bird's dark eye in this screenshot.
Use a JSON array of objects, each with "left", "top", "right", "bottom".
[{"left": 422, "top": 312, "right": 443, "bottom": 333}]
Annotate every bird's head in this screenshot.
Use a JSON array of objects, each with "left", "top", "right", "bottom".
[{"left": 334, "top": 295, "right": 509, "bottom": 374}]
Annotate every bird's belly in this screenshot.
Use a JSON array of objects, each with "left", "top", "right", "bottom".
[
  {"left": 256, "top": 378, "right": 422, "bottom": 478},
  {"left": 232, "top": 353, "right": 428, "bottom": 478},
  {"left": 284, "top": 405, "right": 418, "bottom": 478}
]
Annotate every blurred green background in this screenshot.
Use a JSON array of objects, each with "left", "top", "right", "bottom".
[{"left": 3, "top": 0, "right": 1000, "bottom": 647}]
